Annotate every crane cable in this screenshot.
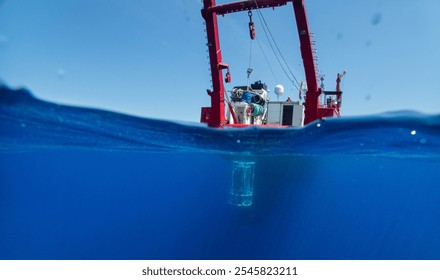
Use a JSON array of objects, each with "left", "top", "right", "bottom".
[
  {"left": 247, "top": 36, "right": 253, "bottom": 89},
  {"left": 256, "top": 38, "right": 279, "bottom": 84},
  {"left": 247, "top": 11, "right": 279, "bottom": 87},
  {"left": 257, "top": 9, "right": 302, "bottom": 88},
  {"left": 252, "top": 0, "right": 302, "bottom": 91},
  {"left": 248, "top": 39, "right": 281, "bottom": 89},
  {"left": 255, "top": 9, "right": 301, "bottom": 91}
]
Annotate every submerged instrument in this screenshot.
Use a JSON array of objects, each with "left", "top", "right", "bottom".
[{"left": 199, "top": 0, "right": 346, "bottom": 206}]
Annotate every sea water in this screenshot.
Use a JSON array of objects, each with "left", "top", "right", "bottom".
[
  {"left": 229, "top": 160, "right": 255, "bottom": 206},
  {"left": 1, "top": 85, "right": 440, "bottom": 259}
]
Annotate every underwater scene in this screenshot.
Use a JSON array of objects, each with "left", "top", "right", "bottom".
[{"left": 1, "top": 85, "right": 440, "bottom": 260}]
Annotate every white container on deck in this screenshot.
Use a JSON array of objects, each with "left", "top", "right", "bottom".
[{"left": 267, "top": 101, "right": 305, "bottom": 126}]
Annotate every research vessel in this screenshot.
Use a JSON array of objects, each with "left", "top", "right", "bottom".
[
  {"left": 200, "top": 0, "right": 345, "bottom": 128},
  {"left": 199, "top": 0, "right": 345, "bottom": 206}
]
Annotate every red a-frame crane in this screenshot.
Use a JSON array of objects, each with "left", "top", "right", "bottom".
[{"left": 201, "top": 0, "right": 342, "bottom": 127}]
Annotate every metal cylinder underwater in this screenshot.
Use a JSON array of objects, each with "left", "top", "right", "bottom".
[{"left": 228, "top": 160, "right": 255, "bottom": 207}]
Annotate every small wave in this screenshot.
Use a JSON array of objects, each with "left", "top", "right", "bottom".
[{"left": 1, "top": 85, "right": 440, "bottom": 158}]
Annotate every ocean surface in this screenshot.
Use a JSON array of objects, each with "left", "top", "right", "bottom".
[{"left": 1, "top": 85, "right": 440, "bottom": 260}]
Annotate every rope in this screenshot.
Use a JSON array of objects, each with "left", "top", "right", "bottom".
[
  {"left": 256, "top": 38, "right": 279, "bottom": 84},
  {"left": 257, "top": 9, "right": 301, "bottom": 88},
  {"left": 248, "top": 39, "right": 253, "bottom": 88},
  {"left": 251, "top": 0, "right": 302, "bottom": 91}
]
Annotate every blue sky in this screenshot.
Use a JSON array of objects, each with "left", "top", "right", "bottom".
[{"left": 1, "top": 0, "right": 439, "bottom": 122}]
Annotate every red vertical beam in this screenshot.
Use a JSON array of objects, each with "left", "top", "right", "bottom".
[
  {"left": 292, "top": 0, "right": 320, "bottom": 124},
  {"left": 202, "top": 0, "right": 226, "bottom": 127}
]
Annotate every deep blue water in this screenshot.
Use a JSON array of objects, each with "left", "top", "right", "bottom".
[{"left": 1, "top": 85, "right": 440, "bottom": 260}]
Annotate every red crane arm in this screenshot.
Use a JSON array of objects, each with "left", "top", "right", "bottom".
[
  {"left": 202, "top": 0, "right": 321, "bottom": 127},
  {"left": 203, "top": 0, "right": 226, "bottom": 127},
  {"left": 202, "top": 0, "right": 289, "bottom": 17},
  {"left": 292, "top": 0, "right": 320, "bottom": 124}
]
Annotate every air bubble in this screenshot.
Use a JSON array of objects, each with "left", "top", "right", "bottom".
[{"left": 410, "top": 130, "right": 416, "bottom": 136}]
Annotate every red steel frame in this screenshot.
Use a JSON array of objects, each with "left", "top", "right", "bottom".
[{"left": 201, "top": 0, "right": 339, "bottom": 127}]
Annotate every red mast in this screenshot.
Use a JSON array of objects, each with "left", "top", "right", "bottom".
[
  {"left": 202, "top": 0, "right": 227, "bottom": 127},
  {"left": 201, "top": 0, "right": 340, "bottom": 127},
  {"left": 292, "top": 0, "right": 320, "bottom": 124}
]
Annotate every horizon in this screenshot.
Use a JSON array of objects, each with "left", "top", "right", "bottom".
[{"left": 1, "top": 0, "right": 439, "bottom": 122}]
